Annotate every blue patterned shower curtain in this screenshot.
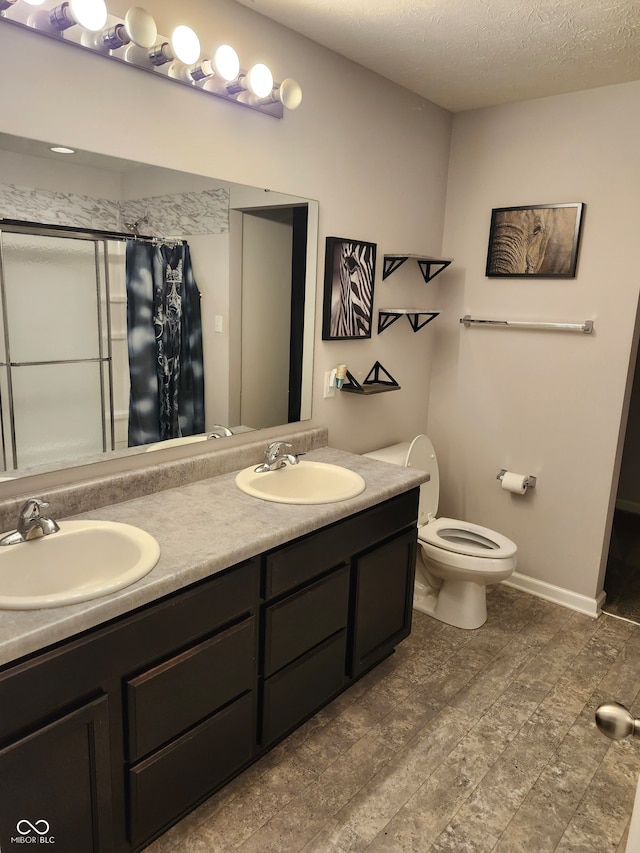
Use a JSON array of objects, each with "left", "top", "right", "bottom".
[{"left": 126, "top": 240, "right": 205, "bottom": 447}]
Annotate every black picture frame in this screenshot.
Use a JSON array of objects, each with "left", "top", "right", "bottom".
[
  {"left": 322, "top": 236, "right": 377, "bottom": 340},
  {"left": 486, "top": 202, "right": 585, "bottom": 278}
]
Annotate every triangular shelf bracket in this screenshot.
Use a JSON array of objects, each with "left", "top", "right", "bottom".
[
  {"left": 378, "top": 309, "right": 440, "bottom": 333},
  {"left": 416, "top": 258, "right": 452, "bottom": 283},
  {"left": 341, "top": 361, "right": 401, "bottom": 394},
  {"left": 382, "top": 256, "right": 409, "bottom": 280},
  {"left": 382, "top": 254, "right": 453, "bottom": 283}
]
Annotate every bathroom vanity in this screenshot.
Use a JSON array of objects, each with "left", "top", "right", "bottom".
[{"left": 0, "top": 444, "right": 424, "bottom": 852}]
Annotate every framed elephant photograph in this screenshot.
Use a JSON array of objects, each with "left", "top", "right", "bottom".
[
  {"left": 486, "top": 202, "right": 585, "bottom": 278},
  {"left": 322, "top": 236, "right": 377, "bottom": 340}
]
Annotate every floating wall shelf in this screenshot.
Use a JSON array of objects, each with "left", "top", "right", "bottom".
[
  {"left": 382, "top": 254, "right": 453, "bottom": 283},
  {"left": 378, "top": 309, "right": 440, "bottom": 334},
  {"left": 341, "top": 361, "right": 401, "bottom": 395}
]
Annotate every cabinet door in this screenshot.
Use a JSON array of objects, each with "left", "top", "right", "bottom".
[
  {"left": 0, "top": 695, "right": 113, "bottom": 852},
  {"left": 351, "top": 529, "right": 417, "bottom": 677}
]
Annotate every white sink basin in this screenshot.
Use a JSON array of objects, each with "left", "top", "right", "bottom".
[
  {"left": 235, "top": 460, "right": 366, "bottom": 504},
  {"left": 0, "top": 520, "right": 160, "bottom": 610}
]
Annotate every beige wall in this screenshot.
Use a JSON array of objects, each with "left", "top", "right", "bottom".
[{"left": 430, "top": 81, "right": 640, "bottom": 605}]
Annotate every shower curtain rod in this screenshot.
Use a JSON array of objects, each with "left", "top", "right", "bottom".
[{"left": 0, "top": 218, "right": 186, "bottom": 246}]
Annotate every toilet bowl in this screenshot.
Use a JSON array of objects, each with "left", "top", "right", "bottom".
[{"left": 364, "top": 435, "right": 517, "bottom": 629}]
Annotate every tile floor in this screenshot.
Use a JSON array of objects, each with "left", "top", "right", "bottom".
[{"left": 147, "top": 586, "right": 640, "bottom": 852}]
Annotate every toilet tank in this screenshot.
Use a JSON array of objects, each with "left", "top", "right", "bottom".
[{"left": 363, "top": 434, "right": 439, "bottom": 525}]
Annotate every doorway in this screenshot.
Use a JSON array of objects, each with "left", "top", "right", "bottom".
[{"left": 604, "top": 339, "right": 640, "bottom": 623}]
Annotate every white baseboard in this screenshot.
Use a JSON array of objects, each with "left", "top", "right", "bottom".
[
  {"left": 615, "top": 498, "right": 640, "bottom": 516},
  {"left": 502, "top": 571, "right": 605, "bottom": 618}
]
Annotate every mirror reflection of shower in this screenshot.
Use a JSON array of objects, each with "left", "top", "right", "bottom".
[
  {"left": 0, "top": 226, "right": 122, "bottom": 470},
  {"left": 0, "top": 206, "right": 309, "bottom": 472}
]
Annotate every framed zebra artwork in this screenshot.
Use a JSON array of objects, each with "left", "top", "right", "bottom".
[{"left": 322, "top": 236, "right": 377, "bottom": 340}]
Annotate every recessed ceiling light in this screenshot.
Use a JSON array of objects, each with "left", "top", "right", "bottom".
[{"left": 49, "top": 146, "right": 76, "bottom": 155}]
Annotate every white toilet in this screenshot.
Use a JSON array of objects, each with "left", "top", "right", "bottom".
[{"left": 365, "top": 435, "right": 517, "bottom": 629}]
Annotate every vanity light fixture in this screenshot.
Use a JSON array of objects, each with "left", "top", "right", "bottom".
[
  {"left": 0, "top": 1, "right": 302, "bottom": 117},
  {"left": 49, "top": 0, "right": 107, "bottom": 32},
  {"left": 49, "top": 145, "right": 75, "bottom": 153}
]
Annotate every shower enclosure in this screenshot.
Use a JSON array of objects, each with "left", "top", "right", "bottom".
[{"left": 0, "top": 224, "right": 128, "bottom": 472}]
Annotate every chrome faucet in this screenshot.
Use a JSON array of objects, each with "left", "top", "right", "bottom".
[
  {"left": 207, "top": 425, "right": 233, "bottom": 439},
  {"left": 0, "top": 498, "right": 60, "bottom": 546},
  {"left": 254, "top": 441, "right": 303, "bottom": 473}
]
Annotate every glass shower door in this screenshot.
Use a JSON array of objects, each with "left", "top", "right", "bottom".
[{"left": 0, "top": 229, "right": 114, "bottom": 471}]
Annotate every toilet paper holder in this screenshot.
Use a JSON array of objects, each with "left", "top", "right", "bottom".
[{"left": 497, "top": 469, "right": 537, "bottom": 489}]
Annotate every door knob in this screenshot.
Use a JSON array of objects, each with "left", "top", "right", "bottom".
[{"left": 595, "top": 702, "right": 640, "bottom": 740}]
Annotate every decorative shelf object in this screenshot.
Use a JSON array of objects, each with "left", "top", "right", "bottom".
[
  {"left": 341, "top": 361, "right": 401, "bottom": 395},
  {"left": 382, "top": 254, "right": 453, "bottom": 283},
  {"left": 378, "top": 309, "right": 440, "bottom": 334}
]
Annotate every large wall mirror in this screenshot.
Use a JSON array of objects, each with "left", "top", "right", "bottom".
[{"left": 0, "top": 132, "right": 318, "bottom": 479}]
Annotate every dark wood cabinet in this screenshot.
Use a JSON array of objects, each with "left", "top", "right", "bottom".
[
  {"left": 0, "top": 488, "right": 418, "bottom": 851},
  {"left": 0, "top": 695, "right": 113, "bottom": 852},
  {"left": 351, "top": 528, "right": 417, "bottom": 676}
]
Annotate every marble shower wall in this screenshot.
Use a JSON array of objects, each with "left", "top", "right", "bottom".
[{"left": 0, "top": 183, "right": 229, "bottom": 237}]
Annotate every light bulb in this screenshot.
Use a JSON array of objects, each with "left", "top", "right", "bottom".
[
  {"left": 99, "top": 7, "right": 157, "bottom": 50},
  {"left": 277, "top": 78, "right": 303, "bottom": 110},
  {"left": 50, "top": 0, "right": 106, "bottom": 31},
  {"left": 171, "top": 25, "right": 200, "bottom": 64},
  {"left": 213, "top": 44, "right": 240, "bottom": 82},
  {"left": 69, "top": 0, "right": 106, "bottom": 30},
  {"left": 247, "top": 63, "right": 273, "bottom": 98},
  {"left": 125, "top": 7, "right": 157, "bottom": 47}
]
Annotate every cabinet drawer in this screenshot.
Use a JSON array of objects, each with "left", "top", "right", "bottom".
[
  {"left": 265, "top": 489, "right": 418, "bottom": 597},
  {"left": 127, "top": 617, "right": 255, "bottom": 761},
  {"left": 264, "top": 565, "right": 350, "bottom": 676},
  {"left": 128, "top": 692, "right": 254, "bottom": 846},
  {"left": 262, "top": 632, "right": 347, "bottom": 745},
  {"left": 0, "top": 558, "right": 259, "bottom": 743}
]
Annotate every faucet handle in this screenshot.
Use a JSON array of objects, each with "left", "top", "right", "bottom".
[
  {"left": 266, "top": 441, "right": 292, "bottom": 461},
  {"left": 20, "top": 498, "right": 49, "bottom": 520}
]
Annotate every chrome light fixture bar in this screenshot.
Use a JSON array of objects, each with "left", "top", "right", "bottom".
[{"left": 0, "top": 1, "right": 302, "bottom": 118}]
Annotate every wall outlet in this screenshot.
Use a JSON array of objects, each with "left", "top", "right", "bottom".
[{"left": 324, "top": 370, "right": 336, "bottom": 398}]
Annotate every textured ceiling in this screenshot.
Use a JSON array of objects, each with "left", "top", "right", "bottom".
[{"left": 235, "top": 0, "right": 640, "bottom": 112}]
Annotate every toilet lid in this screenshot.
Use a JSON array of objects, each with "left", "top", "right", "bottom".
[
  {"left": 404, "top": 435, "right": 439, "bottom": 525},
  {"left": 419, "top": 517, "right": 517, "bottom": 558}
]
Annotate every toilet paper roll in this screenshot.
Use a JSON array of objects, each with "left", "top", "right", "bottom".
[{"left": 501, "top": 472, "right": 529, "bottom": 495}]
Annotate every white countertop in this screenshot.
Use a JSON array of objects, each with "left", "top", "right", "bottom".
[{"left": 0, "top": 447, "right": 427, "bottom": 667}]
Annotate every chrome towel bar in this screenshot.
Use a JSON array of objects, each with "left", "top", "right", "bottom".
[{"left": 460, "top": 316, "right": 594, "bottom": 334}]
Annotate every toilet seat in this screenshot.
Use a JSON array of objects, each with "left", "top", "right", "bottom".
[{"left": 418, "top": 517, "right": 517, "bottom": 559}]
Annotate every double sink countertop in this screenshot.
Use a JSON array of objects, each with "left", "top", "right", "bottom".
[{"left": 0, "top": 447, "right": 427, "bottom": 667}]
